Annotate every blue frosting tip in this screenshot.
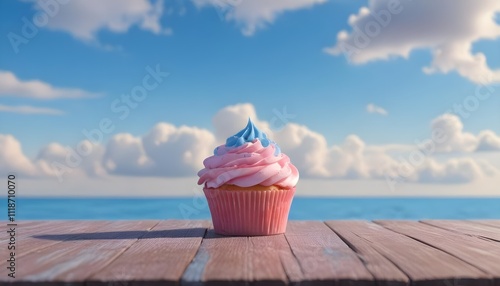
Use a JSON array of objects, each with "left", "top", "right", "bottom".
[{"left": 218, "top": 118, "right": 281, "bottom": 156}]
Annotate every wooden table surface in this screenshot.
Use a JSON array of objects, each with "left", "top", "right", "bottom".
[{"left": 1, "top": 220, "right": 500, "bottom": 286}]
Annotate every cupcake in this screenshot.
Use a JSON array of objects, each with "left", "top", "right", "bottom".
[{"left": 197, "top": 119, "right": 299, "bottom": 236}]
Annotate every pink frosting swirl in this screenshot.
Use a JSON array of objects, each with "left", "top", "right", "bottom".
[{"left": 197, "top": 139, "right": 299, "bottom": 189}]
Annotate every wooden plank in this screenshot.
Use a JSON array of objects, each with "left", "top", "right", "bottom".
[
  {"left": 181, "top": 228, "right": 301, "bottom": 285},
  {"left": 0, "top": 221, "right": 124, "bottom": 283},
  {"left": 422, "top": 220, "right": 500, "bottom": 242},
  {"left": 2, "top": 221, "right": 115, "bottom": 258},
  {"left": 1, "top": 220, "right": 158, "bottom": 284},
  {"left": 182, "top": 229, "right": 251, "bottom": 286},
  {"left": 3, "top": 220, "right": 119, "bottom": 244},
  {"left": 284, "top": 221, "right": 374, "bottom": 286},
  {"left": 88, "top": 220, "right": 210, "bottom": 286},
  {"left": 468, "top": 220, "right": 500, "bottom": 229},
  {"left": 324, "top": 221, "right": 409, "bottom": 286},
  {"left": 249, "top": 234, "right": 304, "bottom": 286},
  {"left": 1, "top": 220, "right": 76, "bottom": 242},
  {"left": 3, "top": 220, "right": 500, "bottom": 285},
  {"left": 326, "top": 221, "right": 490, "bottom": 286},
  {"left": 376, "top": 220, "right": 500, "bottom": 279},
  {"left": 1, "top": 220, "right": 50, "bottom": 235}
]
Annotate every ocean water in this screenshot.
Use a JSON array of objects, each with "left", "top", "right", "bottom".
[{"left": 5, "top": 197, "right": 500, "bottom": 220}]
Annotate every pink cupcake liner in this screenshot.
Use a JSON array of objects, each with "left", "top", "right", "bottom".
[{"left": 203, "top": 187, "right": 295, "bottom": 236}]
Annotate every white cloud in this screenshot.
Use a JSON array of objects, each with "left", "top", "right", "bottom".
[
  {"left": 476, "top": 130, "right": 500, "bottom": 151},
  {"left": 100, "top": 123, "right": 217, "bottom": 177},
  {"left": 212, "top": 104, "right": 497, "bottom": 184},
  {"left": 1, "top": 104, "right": 498, "bottom": 185},
  {"left": 142, "top": 123, "right": 216, "bottom": 176},
  {"left": 30, "top": 0, "right": 171, "bottom": 42},
  {"left": 414, "top": 158, "right": 497, "bottom": 184},
  {"left": 274, "top": 123, "right": 330, "bottom": 177},
  {"left": 213, "top": 104, "right": 400, "bottom": 180},
  {"left": 211, "top": 104, "right": 386, "bottom": 180},
  {"left": 366, "top": 103, "right": 388, "bottom": 116},
  {"left": 223, "top": 105, "right": 500, "bottom": 184},
  {"left": 36, "top": 141, "right": 106, "bottom": 179},
  {"left": 0, "top": 71, "right": 99, "bottom": 100},
  {"left": 212, "top": 102, "right": 271, "bottom": 142},
  {"left": 32, "top": 0, "right": 323, "bottom": 39},
  {"left": 103, "top": 133, "right": 152, "bottom": 175},
  {"left": 192, "top": 0, "right": 326, "bottom": 36},
  {"left": 326, "top": 135, "right": 370, "bottom": 179},
  {"left": 0, "top": 104, "right": 64, "bottom": 115},
  {"left": 431, "top": 114, "right": 477, "bottom": 152},
  {"left": 325, "top": 0, "right": 500, "bottom": 84},
  {"left": 0, "top": 135, "right": 38, "bottom": 177},
  {"left": 430, "top": 113, "right": 500, "bottom": 153},
  {"left": 35, "top": 143, "right": 68, "bottom": 177}
]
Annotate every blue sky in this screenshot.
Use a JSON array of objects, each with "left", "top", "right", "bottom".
[{"left": 1, "top": 0, "right": 500, "bottom": 195}]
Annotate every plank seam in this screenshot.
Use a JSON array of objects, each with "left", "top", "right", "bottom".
[
  {"left": 276, "top": 237, "right": 298, "bottom": 286},
  {"left": 179, "top": 225, "right": 210, "bottom": 286},
  {"left": 277, "top": 250, "right": 295, "bottom": 286},
  {"left": 282, "top": 232, "right": 307, "bottom": 285},
  {"left": 374, "top": 221, "right": 492, "bottom": 277},
  {"left": 325, "top": 222, "right": 411, "bottom": 286},
  {"left": 360, "top": 237, "right": 415, "bottom": 286},
  {"left": 327, "top": 234, "right": 377, "bottom": 284},
  {"left": 420, "top": 221, "right": 500, "bottom": 243}
]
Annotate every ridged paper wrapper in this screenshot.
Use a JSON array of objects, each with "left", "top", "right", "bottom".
[{"left": 203, "top": 187, "right": 295, "bottom": 236}]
